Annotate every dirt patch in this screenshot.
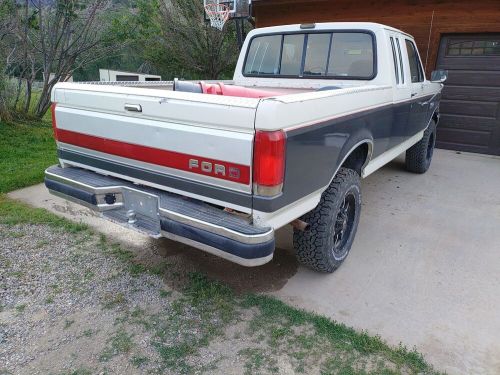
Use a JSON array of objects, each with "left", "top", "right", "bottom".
[
  {"left": 120, "top": 235, "right": 298, "bottom": 295},
  {"left": 156, "top": 239, "right": 297, "bottom": 293},
  {"left": 51, "top": 200, "right": 101, "bottom": 218}
]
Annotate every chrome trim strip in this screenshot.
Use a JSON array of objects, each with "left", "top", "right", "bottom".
[
  {"left": 158, "top": 207, "right": 274, "bottom": 244},
  {"left": 161, "top": 231, "right": 274, "bottom": 267},
  {"left": 45, "top": 169, "right": 124, "bottom": 195},
  {"left": 48, "top": 189, "right": 124, "bottom": 212}
]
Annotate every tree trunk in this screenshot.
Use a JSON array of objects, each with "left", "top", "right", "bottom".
[
  {"left": 35, "top": 81, "right": 53, "bottom": 119},
  {"left": 13, "top": 78, "right": 23, "bottom": 108},
  {"left": 37, "top": 99, "right": 52, "bottom": 119},
  {"left": 23, "top": 80, "right": 32, "bottom": 114}
]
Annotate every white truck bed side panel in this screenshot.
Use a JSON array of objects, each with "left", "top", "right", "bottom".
[{"left": 255, "top": 85, "right": 393, "bottom": 131}]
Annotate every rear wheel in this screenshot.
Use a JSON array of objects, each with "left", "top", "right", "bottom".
[
  {"left": 293, "top": 168, "right": 361, "bottom": 273},
  {"left": 405, "top": 121, "right": 437, "bottom": 174}
]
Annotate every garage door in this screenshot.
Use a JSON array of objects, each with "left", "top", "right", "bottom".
[{"left": 435, "top": 34, "right": 500, "bottom": 155}]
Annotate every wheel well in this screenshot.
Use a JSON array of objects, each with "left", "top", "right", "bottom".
[{"left": 341, "top": 143, "right": 370, "bottom": 176}]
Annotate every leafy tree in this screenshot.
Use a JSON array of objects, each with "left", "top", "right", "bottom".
[
  {"left": 2, "top": 0, "right": 125, "bottom": 118},
  {"left": 72, "top": 2, "right": 147, "bottom": 81},
  {"left": 135, "top": 0, "right": 244, "bottom": 80},
  {"left": 0, "top": 0, "right": 252, "bottom": 120}
]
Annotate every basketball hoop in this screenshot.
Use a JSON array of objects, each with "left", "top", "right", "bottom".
[{"left": 204, "top": 3, "right": 230, "bottom": 31}]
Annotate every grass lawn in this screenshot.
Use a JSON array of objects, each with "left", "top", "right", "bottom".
[{"left": 0, "top": 119, "right": 57, "bottom": 193}]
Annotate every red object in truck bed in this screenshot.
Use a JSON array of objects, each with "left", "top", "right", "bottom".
[{"left": 200, "top": 82, "right": 284, "bottom": 98}]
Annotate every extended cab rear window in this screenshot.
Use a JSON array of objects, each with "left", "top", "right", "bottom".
[{"left": 243, "top": 31, "right": 375, "bottom": 79}]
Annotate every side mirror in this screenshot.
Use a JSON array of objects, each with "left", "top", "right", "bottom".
[{"left": 430, "top": 69, "right": 448, "bottom": 83}]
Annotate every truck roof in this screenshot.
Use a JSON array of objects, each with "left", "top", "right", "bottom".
[{"left": 249, "top": 22, "right": 413, "bottom": 39}]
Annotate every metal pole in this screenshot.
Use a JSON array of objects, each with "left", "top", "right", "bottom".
[{"left": 236, "top": 19, "right": 244, "bottom": 51}]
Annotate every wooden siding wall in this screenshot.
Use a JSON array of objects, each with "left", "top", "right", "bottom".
[{"left": 252, "top": 0, "right": 500, "bottom": 76}]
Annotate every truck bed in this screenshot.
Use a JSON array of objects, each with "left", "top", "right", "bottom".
[
  {"left": 51, "top": 80, "right": 392, "bottom": 215},
  {"left": 76, "top": 80, "right": 314, "bottom": 95}
]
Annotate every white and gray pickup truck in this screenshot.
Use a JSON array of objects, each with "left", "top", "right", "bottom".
[{"left": 45, "top": 22, "right": 446, "bottom": 273}]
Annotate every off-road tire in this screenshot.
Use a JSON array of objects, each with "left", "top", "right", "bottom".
[
  {"left": 293, "top": 168, "right": 361, "bottom": 273},
  {"left": 405, "top": 120, "right": 437, "bottom": 174}
]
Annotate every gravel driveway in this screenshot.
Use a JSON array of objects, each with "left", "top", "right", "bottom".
[{"left": 1, "top": 224, "right": 169, "bottom": 374}]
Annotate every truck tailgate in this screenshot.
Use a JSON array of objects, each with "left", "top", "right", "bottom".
[{"left": 51, "top": 83, "right": 260, "bottom": 212}]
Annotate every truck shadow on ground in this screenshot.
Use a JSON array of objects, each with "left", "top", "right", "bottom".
[
  {"left": 133, "top": 226, "right": 298, "bottom": 294},
  {"left": 126, "top": 158, "right": 411, "bottom": 295}
]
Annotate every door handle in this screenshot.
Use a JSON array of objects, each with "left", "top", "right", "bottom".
[
  {"left": 124, "top": 103, "right": 142, "bottom": 112},
  {"left": 418, "top": 93, "right": 439, "bottom": 106},
  {"left": 411, "top": 93, "right": 418, "bottom": 97}
]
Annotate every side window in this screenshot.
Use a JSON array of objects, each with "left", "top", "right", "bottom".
[
  {"left": 280, "top": 34, "right": 304, "bottom": 75},
  {"left": 244, "top": 35, "right": 282, "bottom": 75},
  {"left": 390, "top": 37, "right": 399, "bottom": 84},
  {"left": 405, "top": 39, "right": 424, "bottom": 83},
  {"left": 395, "top": 38, "right": 404, "bottom": 84}
]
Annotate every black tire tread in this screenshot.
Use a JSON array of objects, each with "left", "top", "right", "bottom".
[
  {"left": 293, "top": 168, "right": 361, "bottom": 273},
  {"left": 405, "top": 121, "right": 436, "bottom": 174}
]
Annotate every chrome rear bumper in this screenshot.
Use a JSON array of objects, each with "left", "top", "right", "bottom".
[{"left": 45, "top": 165, "right": 274, "bottom": 267}]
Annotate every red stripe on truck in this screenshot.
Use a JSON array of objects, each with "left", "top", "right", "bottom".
[{"left": 56, "top": 129, "right": 251, "bottom": 185}]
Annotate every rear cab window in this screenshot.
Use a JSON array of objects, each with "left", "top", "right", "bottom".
[
  {"left": 243, "top": 31, "right": 376, "bottom": 79},
  {"left": 280, "top": 34, "right": 304, "bottom": 75},
  {"left": 244, "top": 35, "right": 282, "bottom": 75},
  {"left": 303, "top": 34, "right": 331, "bottom": 76}
]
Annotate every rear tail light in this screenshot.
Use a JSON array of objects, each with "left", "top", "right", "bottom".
[
  {"left": 253, "top": 130, "right": 286, "bottom": 196},
  {"left": 50, "top": 103, "right": 58, "bottom": 140}
]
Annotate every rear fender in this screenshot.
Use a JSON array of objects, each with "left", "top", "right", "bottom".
[
  {"left": 331, "top": 132, "right": 374, "bottom": 183},
  {"left": 251, "top": 133, "right": 373, "bottom": 229}
]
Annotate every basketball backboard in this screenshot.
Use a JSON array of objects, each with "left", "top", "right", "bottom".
[
  {"left": 204, "top": 0, "right": 251, "bottom": 21},
  {"left": 203, "top": 0, "right": 252, "bottom": 49}
]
